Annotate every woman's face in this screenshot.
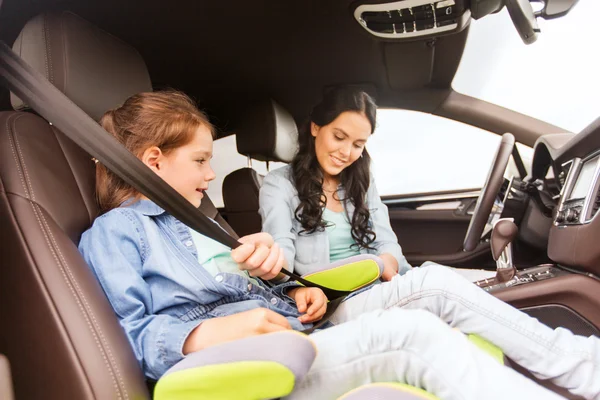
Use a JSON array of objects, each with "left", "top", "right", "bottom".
[
  {"left": 142, "top": 125, "right": 216, "bottom": 208},
  {"left": 311, "top": 111, "right": 372, "bottom": 180}
]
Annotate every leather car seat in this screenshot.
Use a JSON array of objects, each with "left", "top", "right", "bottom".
[
  {"left": 222, "top": 99, "right": 298, "bottom": 236},
  {"left": 0, "top": 11, "right": 238, "bottom": 399}
]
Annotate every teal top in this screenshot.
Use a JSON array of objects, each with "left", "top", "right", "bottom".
[
  {"left": 323, "top": 208, "right": 361, "bottom": 262},
  {"left": 189, "top": 228, "right": 260, "bottom": 285}
]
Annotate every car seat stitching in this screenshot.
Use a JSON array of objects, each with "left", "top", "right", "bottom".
[
  {"left": 43, "top": 14, "right": 54, "bottom": 84},
  {"left": 6, "top": 115, "right": 29, "bottom": 198},
  {"left": 36, "top": 203, "right": 129, "bottom": 398},
  {"left": 51, "top": 125, "right": 96, "bottom": 228},
  {"left": 30, "top": 202, "right": 123, "bottom": 399},
  {"left": 10, "top": 123, "right": 123, "bottom": 398},
  {"left": 41, "top": 16, "right": 49, "bottom": 82},
  {"left": 13, "top": 122, "right": 36, "bottom": 203},
  {"left": 59, "top": 13, "right": 69, "bottom": 106}
]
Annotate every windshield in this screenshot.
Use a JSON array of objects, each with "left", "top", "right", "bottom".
[{"left": 453, "top": 2, "right": 600, "bottom": 133}]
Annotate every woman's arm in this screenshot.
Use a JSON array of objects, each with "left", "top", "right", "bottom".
[
  {"left": 366, "top": 177, "right": 412, "bottom": 275},
  {"left": 379, "top": 252, "right": 400, "bottom": 281},
  {"left": 259, "top": 171, "right": 298, "bottom": 274}
]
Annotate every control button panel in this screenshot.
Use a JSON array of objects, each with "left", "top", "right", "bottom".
[
  {"left": 355, "top": 0, "right": 467, "bottom": 39},
  {"left": 555, "top": 199, "right": 584, "bottom": 225}
]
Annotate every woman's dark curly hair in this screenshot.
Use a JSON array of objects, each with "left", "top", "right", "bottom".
[{"left": 291, "top": 87, "right": 377, "bottom": 249}]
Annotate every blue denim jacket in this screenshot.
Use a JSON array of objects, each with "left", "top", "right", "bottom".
[
  {"left": 78, "top": 199, "right": 308, "bottom": 380},
  {"left": 259, "top": 165, "right": 412, "bottom": 276}
]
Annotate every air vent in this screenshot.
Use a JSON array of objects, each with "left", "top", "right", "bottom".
[
  {"left": 592, "top": 189, "right": 600, "bottom": 219},
  {"left": 558, "top": 159, "right": 575, "bottom": 195},
  {"left": 558, "top": 169, "right": 567, "bottom": 188},
  {"left": 354, "top": 0, "right": 468, "bottom": 39}
]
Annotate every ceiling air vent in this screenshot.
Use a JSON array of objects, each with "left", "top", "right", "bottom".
[{"left": 354, "top": 0, "right": 470, "bottom": 39}]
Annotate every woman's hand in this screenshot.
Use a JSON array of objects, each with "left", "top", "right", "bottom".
[
  {"left": 379, "top": 253, "right": 399, "bottom": 282},
  {"left": 288, "top": 287, "right": 328, "bottom": 323},
  {"left": 183, "top": 308, "right": 291, "bottom": 354},
  {"left": 231, "top": 233, "right": 287, "bottom": 280}
]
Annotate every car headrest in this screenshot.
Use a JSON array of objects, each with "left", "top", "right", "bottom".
[
  {"left": 10, "top": 11, "right": 152, "bottom": 121},
  {"left": 235, "top": 99, "right": 298, "bottom": 163}
]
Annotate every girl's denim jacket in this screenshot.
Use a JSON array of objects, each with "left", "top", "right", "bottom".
[
  {"left": 78, "top": 199, "right": 308, "bottom": 380},
  {"left": 259, "top": 165, "right": 412, "bottom": 276}
]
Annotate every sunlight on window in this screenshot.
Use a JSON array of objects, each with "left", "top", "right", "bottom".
[
  {"left": 369, "top": 110, "right": 532, "bottom": 196},
  {"left": 453, "top": 3, "right": 600, "bottom": 133}
]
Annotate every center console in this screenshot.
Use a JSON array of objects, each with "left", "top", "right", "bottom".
[
  {"left": 474, "top": 264, "right": 568, "bottom": 292},
  {"left": 473, "top": 149, "right": 600, "bottom": 293},
  {"left": 470, "top": 146, "right": 600, "bottom": 335},
  {"left": 548, "top": 150, "right": 600, "bottom": 272}
]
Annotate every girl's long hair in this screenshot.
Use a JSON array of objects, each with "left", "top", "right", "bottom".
[
  {"left": 96, "top": 90, "right": 214, "bottom": 213},
  {"left": 291, "top": 87, "right": 377, "bottom": 249}
]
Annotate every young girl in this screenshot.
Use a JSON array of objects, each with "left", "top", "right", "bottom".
[
  {"left": 79, "top": 90, "right": 597, "bottom": 400},
  {"left": 260, "top": 87, "right": 409, "bottom": 281}
]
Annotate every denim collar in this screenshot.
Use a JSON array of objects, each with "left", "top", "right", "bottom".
[{"left": 122, "top": 198, "right": 167, "bottom": 216}]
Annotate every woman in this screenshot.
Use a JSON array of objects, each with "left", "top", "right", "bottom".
[
  {"left": 258, "top": 87, "right": 599, "bottom": 398},
  {"left": 260, "top": 87, "right": 409, "bottom": 281}
]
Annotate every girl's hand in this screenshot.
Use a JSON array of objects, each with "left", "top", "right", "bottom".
[
  {"left": 183, "top": 308, "right": 291, "bottom": 354},
  {"left": 288, "top": 287, "right": 328, "bottom": 323},
  {"left": 231, "top": 233, "right": 287, "bottom": 280}
]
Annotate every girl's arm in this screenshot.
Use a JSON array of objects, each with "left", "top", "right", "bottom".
[
  {"left": 79, "top": 211, "right": 204, "bottom": 379},
  {"left": 183, "top": 308, "right": 291, "bottom": 353}
]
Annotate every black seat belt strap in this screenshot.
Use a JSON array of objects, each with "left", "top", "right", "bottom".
[{"left": 0, "top": 41, "right": 349, "bottom": 301}]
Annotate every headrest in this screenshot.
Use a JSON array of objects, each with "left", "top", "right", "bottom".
[
  {"left": 11, "top": 12, "right": 152, "bottom": 121},
  {"left": 222, "top": 168, "right": 263, "bottom": 212},
  {"left": 235, "top": 99, "right": 298, "bottom": 163}
]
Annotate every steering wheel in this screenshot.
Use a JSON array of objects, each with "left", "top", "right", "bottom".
[{"left": 463, "top": 133, "right": 515, "bottom": 251}]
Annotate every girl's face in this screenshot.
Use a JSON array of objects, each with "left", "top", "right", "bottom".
[
  {"left": 142, "top": 125, "right": 216, "bottom": 208},
  {"left": 311, "top": 111, "right": 371, "bottom": 180}
]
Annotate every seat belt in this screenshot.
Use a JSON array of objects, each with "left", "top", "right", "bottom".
[{"left": 0, "top": 41, "right": 350, "bottom": 303}]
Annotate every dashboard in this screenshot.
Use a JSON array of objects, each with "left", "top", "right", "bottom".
[
  {"left": 556, "top": 153, "right": 600, "bottom": 225},
  {"left": 532, "top": 117, "right": 600, "bottom": 275},
  {"left": 470, "top": 118, "right": 600, "bottom": 338}
]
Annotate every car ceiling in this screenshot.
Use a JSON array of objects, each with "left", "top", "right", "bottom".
[{"left": 0, "top": 0, "right": 473, "bottom": 135}]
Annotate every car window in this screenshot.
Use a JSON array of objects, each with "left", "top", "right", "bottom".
[
  {"left": 368, "top": 109, "right": 533, "bottom": 196},
  {"left": 207, "top": 135, "right": 285, "bottom": 208},
  {"left": 453, "top": 3, "right": 599, "bottom": 133}
]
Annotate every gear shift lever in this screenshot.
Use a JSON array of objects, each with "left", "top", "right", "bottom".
[{"left": 491, "top": 218, "right": 518, "bottom": 282}]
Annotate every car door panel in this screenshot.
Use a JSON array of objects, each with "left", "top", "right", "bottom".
[{"left": 383, "top": 190, "right": 495, "bottom": 269}]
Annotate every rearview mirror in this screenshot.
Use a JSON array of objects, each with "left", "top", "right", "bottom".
[
  {"left": 532, "top": 0, "right": 579, "bottom": 20},
  {"left": 504, "top": 0, "right": 579, "bottom": 44}
]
